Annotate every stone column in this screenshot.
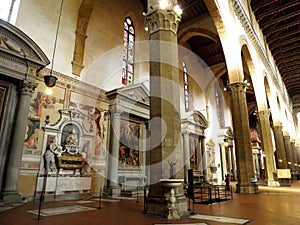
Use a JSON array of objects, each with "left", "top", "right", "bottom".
[
  {"left": 273, "top": 125, "right": 288, "bottom": 169},
  {"left": 182, "top": 131, "right": 190, "bottom": 182},
  {"left": 145, "top": 1, "right": 188, "bottom": 218},
  {"left": 283, "top": 135, "right": 293, "bottom": 172},
  {"left": 2, "top": 80, "right": 37, "bottom": 203},
  {"left": 227, "top": 82, "right": 257, "bottom": 193},
  {"left": 256, "top": 110, "right": 278, "bottom": 186},
  {"left": 105, "top": 107, "right": 121, "bottom": 196}
]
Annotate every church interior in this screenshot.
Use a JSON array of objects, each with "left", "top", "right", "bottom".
[{"left": 1, "top": 0, "right": 300, "bottom": 224}]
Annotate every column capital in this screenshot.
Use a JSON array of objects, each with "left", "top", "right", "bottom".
[
  {"left": 145, "top": 9, "right": 181, "bottom": 35},
  {"left": 226, "top": 82, "right": 249, "bottom": 93},
  {"left": 256, "top": 110, "right": 270, "bottom": 119},
  {"left": 273, "top": 124, "right": 283, "bottom": 132},
  {"left": 109, "top": 106, "right": 122, "bottom": 116},
  {"left": 19, "top": 80, "right": 37, "bottom": 96},
  {"left": 182, "top": 130, "right": 189, "bottom": 135}
]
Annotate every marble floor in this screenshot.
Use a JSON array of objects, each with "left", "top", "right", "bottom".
[{"left": 1, "top": 181, "right": 300, "bottom": 225}]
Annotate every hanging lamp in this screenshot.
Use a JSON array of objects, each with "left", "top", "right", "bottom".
[{"left": 44, "top": 0, "right": 64, "bottom": 87}]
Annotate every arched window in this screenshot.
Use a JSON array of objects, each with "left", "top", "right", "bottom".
[
  {"left": 183, "top": 62, "right": 189, "bottom": 112},
  {"left": 122, "top": 17, "right": 135, "bottom": 85}
]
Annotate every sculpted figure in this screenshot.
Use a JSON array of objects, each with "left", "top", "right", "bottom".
[
  {"left": 44, "top": 137, "right": 62, "bottom": 172},
  {"left": 64, "top": 129, "right": 78, "bottom": 146}
]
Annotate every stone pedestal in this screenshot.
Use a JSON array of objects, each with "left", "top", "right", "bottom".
[
  {"left": 160, "top": 179, "right": 184, "bottom": 220},
  {"left": 36, "top": 176, "right": 91, "bottom": 200},
  {"left": 236, "top": 183, "right": 259, "bottom": 194},
  {"left": 145, "top": 180, "right": 189, "bottom": 219}
]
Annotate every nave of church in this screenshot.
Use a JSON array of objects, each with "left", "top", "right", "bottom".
[{"left": 0, "top": 0, "right": 300, "bottom": 224}]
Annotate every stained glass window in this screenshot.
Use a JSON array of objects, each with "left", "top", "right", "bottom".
[
  {"left": 183, "top": 62, "right": 189, "bottom": 112},
  {"left": 215, "top": 83, "right": 225, "bottom": 128},
  {"left": 122, "top": 17, "right": 135, "bottom": 85}
]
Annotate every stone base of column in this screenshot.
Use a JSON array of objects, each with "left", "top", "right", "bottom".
[
  {"left": 2, "top": 191, "right": 22, "bottom": 203},
  {"left": 144, "top": 183, "right": 189, "bottom": 220},
  {"left": 103, "top": 186, "right": 121, "bottom": 197},
  {"left": 236, "top": 183, "right": 259, "bottom": 194},
  {"left": 278, "top": 179, "right": 291, "bottom": 186},
  {"left": 267, "top": 180, "right": 280, "bottom": 187}
]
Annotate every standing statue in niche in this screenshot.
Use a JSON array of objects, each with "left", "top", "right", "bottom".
[{"left": 44, "top": 137, "right": 62, "bottom": 172}]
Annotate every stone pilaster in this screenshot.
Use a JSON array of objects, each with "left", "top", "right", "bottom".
[
  {"left": 256, "top": 110, "right": 278, "bottom": 186},
  {"left": 273, "top": 125, "right": 288, "bottom": 169},
  {"left": 291, "top": 140, "right": 299, "bottom": 174},
  {"left": 283, "top": 135, "right": 293, "bottom": 172},
  {"left": 2, "top": 80, "right": 37, "bottom": 203},
  {"left": 104, "top": 107, "right": 122, "bottom": 196},
  {"left": 144, "top": 3, "right": 188, "bottom": 219},
  {"left": 227, "top": 82, "right": 258, "bottom": 193},
  {"left": 220, "top": 143, "right": 227, "bottom": 179},
  {"left": 182, "top": 131, "right": 190, "bottom": 182}
]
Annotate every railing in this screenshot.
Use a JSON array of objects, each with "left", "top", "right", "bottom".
[{"left": 192, "top": 184, "right": 233, "bottom": 205}]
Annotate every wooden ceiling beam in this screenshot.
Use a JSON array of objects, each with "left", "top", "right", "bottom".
[
  {"left": 251, "top": 0, "right": 281, "bottom": 13},
  {"left": 274, "top": 49, "right": 298, "bottom": 61},
  {"left": 258, "top": 2, "right": 300, "bottom": 23},
  {"left": 280, "top": 65, "right": 300, "bottom": 73},
  {"left": 270, "top": 36, "right": 300, "bottom": 51},
  {"left": 278, "top": 60, "right": 300, "bottom": 67},
  {"left": 265, "top": 20, "right": 300, "bottom": 37},
  {"left": 192, "top": 42, "right": 218, "bottom": 53},
  {"left": 272, "top": 43, "right": 300, "bottom": 57},
  {"left": 268, "top": 29, "right": 300, "bottom": 45},
  {"left": 261, "top": 10, "right": 300, "bottom": 30},
  {"left": 277, "top": 56, "right": 300, "bottom": 68},
  {"left": 283, "top": 76, "right": 300, "bottom": 83}
]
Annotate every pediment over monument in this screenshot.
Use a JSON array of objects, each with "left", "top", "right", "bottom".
[
  {"left": 106, "top": 82, "right": 150, "bottom": 119},
  {"left": 181, "top": 110, "right": 208, "bottom": 128},
  {"left": 0, "top": 19, "right": 49, "bottom": 79},
  {"left": 181, "top": 110, "right": 208, "bottom": 136},
  {"left": 107, "top": 82, "right": 149, "bottom": 105}
]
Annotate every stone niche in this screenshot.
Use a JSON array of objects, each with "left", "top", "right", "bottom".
[{"left": 36, "top": 109, "right": 95, "bottom": 199}]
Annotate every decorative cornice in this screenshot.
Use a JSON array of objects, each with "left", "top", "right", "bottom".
[
  {"left": 231, "top": 0, "right": 291, "bottom": 108},
  {"left": 145, "top": 9, "right": 181, "bottom": 35}
]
